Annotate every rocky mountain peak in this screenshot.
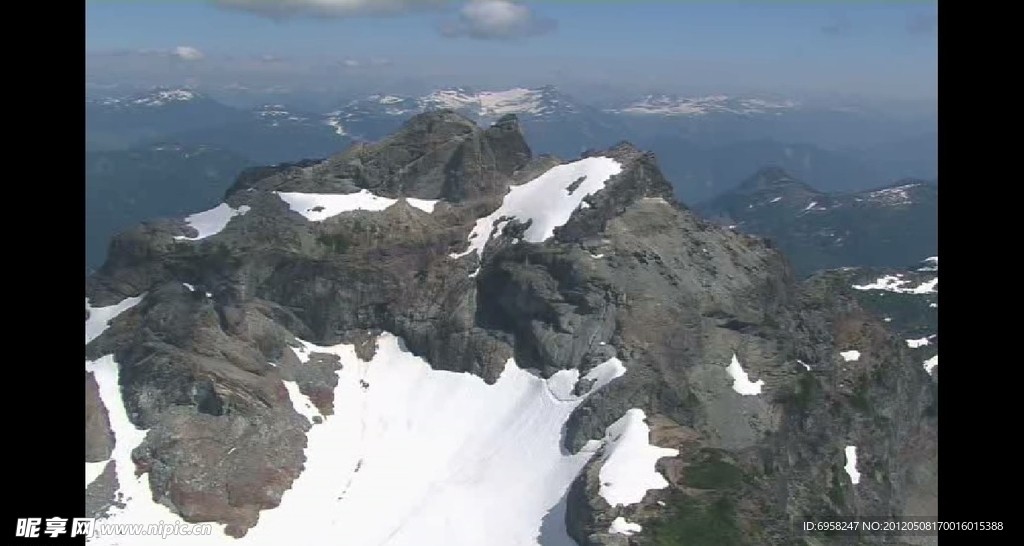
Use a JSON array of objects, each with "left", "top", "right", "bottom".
[
  {"left": 218, "top": 110, "right": 533, "bottom": 203},
  {"left": 84, "top": 112, "right": 936, "bottom": 545},
  {"left": 397, "top": 108, "right": 479, "bottom": 137}
]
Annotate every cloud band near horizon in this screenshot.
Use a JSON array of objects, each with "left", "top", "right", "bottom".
[{"left": 213, "top": 0, "right": 556, "bottom": 40}]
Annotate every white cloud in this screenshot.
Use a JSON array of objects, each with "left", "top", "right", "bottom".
[
  {"left": 173, "top": 46, "right": 205, "bottom": 61},
  {"left": 337, "top": 58, "right": 392, "bottom": 69},
  {"left": 440, "top": 0, "right": 556, "bottom": 40},
  {"left": 213, "top": 0, "right": 447, "bottom": 18}
]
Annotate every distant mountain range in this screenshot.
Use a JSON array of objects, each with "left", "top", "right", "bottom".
[
  {"left": 609, "top": 94, "right": 799, "bottom": 116},
  {"left": 86, "top": 89, "right": 249, "bottom": 150},
  {"left": 699, "top": 167, "right": 937, "bottom": 276},
  {"left": 85, "top": 87, "right": 936, "bottom": 198}
]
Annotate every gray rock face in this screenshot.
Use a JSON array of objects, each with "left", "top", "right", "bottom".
[
  {"left": 84, "top": 111, "right": 936, "bottom": 543},
  {"left": 226, "top": 110, "right": 532, "bottom": 204}
]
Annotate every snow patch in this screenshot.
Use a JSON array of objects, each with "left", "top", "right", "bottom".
[
  {"left": 544, "top": 369, "right": 580, "bottom": 400},
  {"left": 865, "top": 184, "right": 919, "bottom": 206},
  {"left": 545, "top": 357, "right": 627, "bottom": 402},
  {"left": 584, "top": 358, "right": 628, "bottom": 394},
  {"left": 609, "top": 517, "right": 642, "bottom": 536},
  {"left": 131, "top": 89, "right": 196, "bottom": 107},
  {"left": 840, "top": 350, "right": 861, "bottom": 362},
  {"left": 597, "top": 409, "right": 679, "bottom": 507},
  {"left": 725, "top": 353, "right": 764, "bottom": 395},
  {"left": 906, "top": 337, "right": 931, "bottom": 349},
  {"left": 451, "top": 157, "right": 622, "bottom": 259},
  {"left": 844, "top": 446, "right": 861, "bottom": 484},
  {"left": 85, "top": 295, "right": 144, "bottom": 345},
  {"left": 283, "top": 381, "right": 321, "bottom": 423},
  {"left": 852, "top": 275, "right": 937, "bottom": 294},
  {"left": 174, "top": 203, "right": 251, "bottom": 241},
  {"left": 918, "top": 256, "right": 939, "bottom": 272},
  {"left": 277, "top": 190, "right": 438, "bottom": 222},
  {"left": 323, "top": 115, "right": 348, "bottom": 136},
  {"left": 86, "top": 461, "right": 108, "bottom": 488}
]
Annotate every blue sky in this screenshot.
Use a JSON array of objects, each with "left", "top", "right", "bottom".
[{"left": 86, "top": 1, "right": 938, "bottom": 100}]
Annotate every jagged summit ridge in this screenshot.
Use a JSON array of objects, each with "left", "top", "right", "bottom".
[{"left": 223, "top": 110, "right": 530, "bottom": 203}]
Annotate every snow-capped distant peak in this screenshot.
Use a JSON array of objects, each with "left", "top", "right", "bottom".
[
  {"left": 864, "top": 183, "right": 923, "bottom": 206},
  {"left": 917, "top": 256, "right": 938, "bottom": 272},
  {"left": 130, "top": 88, "right": 198, "bottom": 107},
  {"left": 256, "top": 104, "right": 289, "bottom": 117},
  {"left": 92, "top": 88, "right": 202, "bottom": 108},
  {"left": 613, "top": 94, "right": 798, "bottom": 116},
  {"left": 420, "top": 87, "right": 554, "bottom": 118},
  {"left": 326, "top": 86, "right": 576, "bottom": 126},
  {"left": 255, "top": 104, "right": 310, "bottom": 125}
]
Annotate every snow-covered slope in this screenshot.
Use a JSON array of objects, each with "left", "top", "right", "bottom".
[
  {"left": 85, "top": 328, "right": 638, "bottom": 545},
  {"left": 597, "top": 409, "right": 679, "bottom": 507},
  {"left": 452, "top": 156, "right": 623, "bottom": 260},
  {"left": 85, "top": 296, "right": 144, "bottom": 344}
]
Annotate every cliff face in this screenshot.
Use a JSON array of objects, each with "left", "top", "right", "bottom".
[{"left": 84, "top": 110, "right": 936, "bottom": 545}]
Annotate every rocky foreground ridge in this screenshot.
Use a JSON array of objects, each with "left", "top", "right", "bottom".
[{"left": 85, "top": 111, "right": 937, "bottom": 545}]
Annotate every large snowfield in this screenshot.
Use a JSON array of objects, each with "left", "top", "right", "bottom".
[{"left": 85, "top": 296, "right": 682, "bottom": 546}]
